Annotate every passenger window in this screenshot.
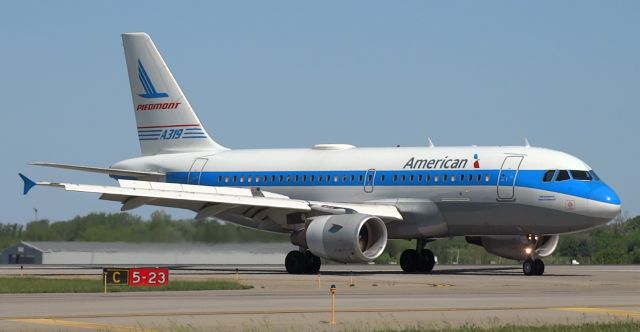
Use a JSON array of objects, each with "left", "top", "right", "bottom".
[
  {"left": 240, "top": 177, "right": 244, "bottom": 183},
  {"left": 271, "top": 175, "right": 276, "bottom": 182},
  {"left": 485, "top": 175, "right": 490, "bottom": 182},
  {"left": 295, "top": 175, "right": 299, "bottom": 182},
  {"left": 451, "top": 175, "right": 456, "bottom": 182},
  {"left": 410, "top": 175, "right": 414, "bottom": 182},
  {"left": 418, "top": 175, "right": 423, "bottom": 181},
  {"left": 256, "top": 176, "right": 260, "bottom": 183},
  {"left": 342, "top": 176, "right": 347, "bottom": 182},
  {"left": 556, "top": 170, "right": 570, "bottom": 181},
  {"left": 247, "top": 177, "right": 252, "bottom": 183},
  {"left": 351, "top": 175, "right": 355, "bottom": 182},
  {"left": 426, "top": 175, "right": 431, "bottom": 182},
  {"left": 279, "top": 175, "right": 283, "bottom": 182},
  {"left": 326, "top": 175, "right": 331, "bottom": 182},
  {"left": 461, "top": 174, "right": 465, "bottom": 181},
  {"left": 401, "top": 175, "right": 406, "bottom": 181},
  {"left": 443, "top": 174, "right": 448, "bottom": 182},
  {"left": 434, "top": 175, "right": 439, "bottom": 182},
  {"left": 233, "top": 176, "right": 237, "bottom": 182},
  {"left": 542, "top": 170, "right": 555, "bottom": 182},
  {"left": 393, "top": 175, "right": 398, "bottom": 182},
  {"left": 224, "top": 176, "right": 229, "bottom": 183},
  {"left": 477, "top": 174, "right": 481, "bottom": 182},
  {"left": 381, "top": 175, "right": 386, "bottom": 182},
  {"left": 334, "top": 176, "right": 338, "bottom": 183}
]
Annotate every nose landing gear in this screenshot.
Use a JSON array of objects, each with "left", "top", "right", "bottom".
[
  {"left": 400, "top": 238, "right": 435, "bottom": 273},
  {"left": 522, "top": 234, "right": 545, "bottom": 276}
]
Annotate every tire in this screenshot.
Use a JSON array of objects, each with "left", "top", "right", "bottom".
[
  {"left": 422, "top": 249, "right": 435, "bottom": 273},
  {"left": 305, "top": 251, "right": 321, "bottom": 274},
  {"left": 285, "top": 251, "right": 306, "bottom": 274},
  {"left": 400, "top": 249, "right": 420, "bottom": 273},
  {"left": 534, "top": 259, "right": 545, "bottom": 276},
  {"left": 522, "top": 259, "right": 535, "bottom": 276}
]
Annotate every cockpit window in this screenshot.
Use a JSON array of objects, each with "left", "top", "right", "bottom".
[
  {"left": 570, "top": 170, "right": 592, "bottom": 181},
  {"left": 542, "top": 170, "right": 555, "bottom": 182},
  {"left": 556, "top": 170, "right": 570, "bottom": 181},
  {"left": 589, "top": 170, "right": 600, "bottom": 181}
]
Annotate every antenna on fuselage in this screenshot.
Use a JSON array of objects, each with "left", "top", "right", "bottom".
[
  {"left": 427, "top": 137, "right": 435, "bottom": 148},
  {"left": 524, "top": 137, "right": 531, "bottom": 148}
]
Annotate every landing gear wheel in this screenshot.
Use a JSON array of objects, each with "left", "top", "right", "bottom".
[
  {"left": 422, "top": 249, "right": 436, "bottom": 273},
  {"left": 523, "top": 258, "right": 545, "bottom": 276},
  {"left": 305, "top": 251, "right": 321, "bottom": 274},
  {"left": 534, "top": 259, "right": 545, "bottom": 276},
  {"left": 523, "top": 259, "right": 535, "bottom": 276},
  {"left": 285, "top": 250, "right": 307, "bottom": 274},
  {"left": 400, "top": 249, "right": 420, "bottom": 273}
]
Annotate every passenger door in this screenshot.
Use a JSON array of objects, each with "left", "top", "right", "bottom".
[{"left": 497, "top": 156, "right": 523, "bottom": 200}]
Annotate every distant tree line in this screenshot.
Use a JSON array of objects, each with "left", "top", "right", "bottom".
[
  {"left": 1, "top": 212, "right": 638, "bottom": 265},
  {"left": 0, "top": 211, "right": 287, "bottom": 249}
]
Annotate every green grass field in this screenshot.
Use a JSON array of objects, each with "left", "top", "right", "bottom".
[
  {"left": 0, "top": 277, "right": 251, "bottom": 293},
  {"left": 371, "top": 321, "right": 640, "bottom": 332}
]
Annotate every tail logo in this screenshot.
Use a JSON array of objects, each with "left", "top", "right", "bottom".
[{"left": 137, "top": 59, "right": 168, "bottom": 98}]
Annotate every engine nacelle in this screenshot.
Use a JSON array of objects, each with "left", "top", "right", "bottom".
[
  {"left": 465, "top": 235, "right": 560, "bottom": 260},
  {"left": 296, "top": 214, "right": 388, "bottom": 263}
]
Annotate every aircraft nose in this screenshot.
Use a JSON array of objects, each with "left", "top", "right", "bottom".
[{"left": 588, "top": 185, "right": 621, "bottom": 220}]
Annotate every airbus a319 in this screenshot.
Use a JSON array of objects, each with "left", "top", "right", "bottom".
[{"left": 20, "top": 33, "right": 621, "bottom": 276}]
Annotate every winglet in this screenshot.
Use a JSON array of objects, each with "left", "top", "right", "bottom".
[{"left": 19, "top": 173, "right": 37, "bottom": 195}]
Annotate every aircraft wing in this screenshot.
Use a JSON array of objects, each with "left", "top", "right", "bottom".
[{"left": 19, "top": 174, "right": 402, "bottom": 233}]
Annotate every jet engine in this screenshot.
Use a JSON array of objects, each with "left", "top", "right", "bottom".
[
  {"left": 292, "top": 214, "right": 388, "bottom": 263},
  {"left": 465, "top": 235, "right": 560, "bottom": 260}
]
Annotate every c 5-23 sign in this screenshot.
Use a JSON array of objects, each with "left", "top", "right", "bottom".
[{"left": 103, "top": 268, "right": 169, "bottom": 286}]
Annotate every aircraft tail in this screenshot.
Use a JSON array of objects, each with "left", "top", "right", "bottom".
[{"left": 121, "top": 33, "right": 225, "bottom": 156}]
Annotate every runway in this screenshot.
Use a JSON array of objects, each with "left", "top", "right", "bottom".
[{"left": 0, "top": 265, "right": 639, "bottom": 331}]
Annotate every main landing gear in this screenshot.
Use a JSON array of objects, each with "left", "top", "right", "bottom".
[
  {"left": 285, "top": 250, "right": 321, "bottom": 274},
  {"left": 400, "top": 238, "right": 435, "bottom": 273},
  {"left": 522, "top": 234, "right": 545, "bottom": 276}
]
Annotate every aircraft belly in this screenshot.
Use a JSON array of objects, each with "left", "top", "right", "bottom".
[{"left": 440, "top": 202, "right": 600, "bottom": 236}]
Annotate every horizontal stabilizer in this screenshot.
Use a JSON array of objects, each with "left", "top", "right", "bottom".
[{"left": 31, "top": 162, "right": 164, "bottom": 180}]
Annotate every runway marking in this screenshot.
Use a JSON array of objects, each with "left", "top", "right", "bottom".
[
  {"left": 553, "top": 307, "right": 640, "bottom": 318},
  {"left": 2, "top": 304, "right": 640, "bottom": 320},
  {"left": 7, "top": 318, "right": 135, "bottom": 331}
]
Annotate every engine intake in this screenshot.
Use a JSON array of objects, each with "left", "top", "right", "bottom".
[{"left": 296, "top": 214, "right": 388, "bottom": 263}]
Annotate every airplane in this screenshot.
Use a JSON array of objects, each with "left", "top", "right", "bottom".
[{"left": 20, "top": 32, "right": 621, "bottom": 276}]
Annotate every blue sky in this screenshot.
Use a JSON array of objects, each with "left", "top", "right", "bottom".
[{"left": 1, "top": 1, "right": 638, "bottom": 223}]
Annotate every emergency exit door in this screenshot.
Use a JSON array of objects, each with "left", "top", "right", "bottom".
[{"left": 497, "top": 156, "right": 523, "bottom": 200}]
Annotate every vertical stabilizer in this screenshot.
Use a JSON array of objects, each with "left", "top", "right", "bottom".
[{"left": 122, "top": 32, "right": 225, "bottom": 155}]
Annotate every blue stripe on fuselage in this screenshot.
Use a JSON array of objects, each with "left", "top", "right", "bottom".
[{"left": 165, "top": 169, "right": 619, "bottom": 205}]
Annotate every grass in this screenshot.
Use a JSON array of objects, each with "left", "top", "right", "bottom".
[
  {"left": 0, "top": 277, "right": 251, "bottom": 293},
  {"left": 369, "top": 321, "right": 640, "bottom": 332}
]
